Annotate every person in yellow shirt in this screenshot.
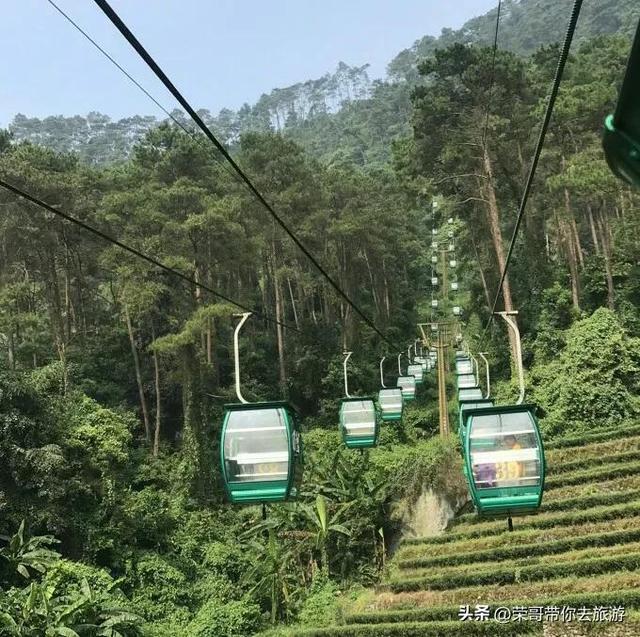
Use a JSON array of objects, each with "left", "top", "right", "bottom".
[{"left": 496, "top": 435, "right": 524, "bottom": 484}]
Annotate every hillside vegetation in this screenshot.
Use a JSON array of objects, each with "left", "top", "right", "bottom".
[{"left": 0, "top": 0, "right": 639, "bottom": 635}]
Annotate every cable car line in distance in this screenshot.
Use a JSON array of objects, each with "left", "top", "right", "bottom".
[
  {"left": 481, "top": 0, "right": 583, "bottom": 340},
  {"left": 0, "top": 178, "right": 299, "bottom": 333},
  {"left": 91, "top": 0, "right": 400, "bottom": 352}
]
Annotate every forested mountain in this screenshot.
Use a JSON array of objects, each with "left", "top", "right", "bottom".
[
  {"left": 1, "top": 1, "right": 640, "bottom": 636},
  {"left": 9, "top": 0, "right": 638, "bottom": 167}
]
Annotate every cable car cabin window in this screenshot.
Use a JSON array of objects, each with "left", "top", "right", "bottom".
[
  {"left": 397, "top": 376, "right": 416, "bottom": 399},
  {"left": 459, "top": 387, "right": 483, "bottom": 400},
  {"left": 457, "top": 374, "right": 477, "bottom": 388},
  {"left": 469, "top": 412, "right": 541, "bottom": 490},
  {"left": 340, "top": 400, "right": 376, "bottom": 438},
  {"left": 378, "top": 389, "right": 403, "bottom": 413},
  {"left": 223, "top": 409, "right": 289, "bottom": 483},
  {"left": 460, "top": 400, "right": 494, "bottom": 412},
  {"left": 456, "top": 360, "right": 473, "bottom": 375}
]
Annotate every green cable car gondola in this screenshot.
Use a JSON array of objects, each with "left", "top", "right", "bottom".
[
  {"left": 340, "top": 398, "right": 378, "bottom": 448},
  {"left": 458, "top": 387, "right": 484, "bottom": 402},
  {"left": 220, "top": 313, "right": 302, "bottom": 505},
  {"left": 455, "top": 350, "right": 467, "bottom": 360},
  {"left": 603, "top": 17, "right": 640, "bottom": 188},
  {"left": 377, "top": 356, "right": 403, "bottom": 422},
  {"left": 457, "top": 373, "right": 477, "bottom": 389},
  {"left": 407, "top": 363, "right": 424, "bottom": 385},
  {"left": 221, "top": 401, "right": 302, "bottom": 504},
  {"left": 377, "top": 388, "right": 403, "bottom": 422},
  {"left": 397, "top": 375, "right": 416, "bottom": 401},
  {"left": 463, "top": 405, "right": 545, "bottom": 517},
  {"left": 340, "top": 352, "right": 378, "bottom": 449}
]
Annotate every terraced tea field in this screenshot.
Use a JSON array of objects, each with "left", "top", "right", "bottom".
[{"left": 298, "top": 423, "right": 640, "bottom": 636}]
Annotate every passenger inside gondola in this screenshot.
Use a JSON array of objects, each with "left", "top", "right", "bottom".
[{"left": 470, "top": 412, "right": 542, "bottom": 490}]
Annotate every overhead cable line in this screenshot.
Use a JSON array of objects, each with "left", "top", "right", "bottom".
[
  {"left": 482, "top": 0, "right": 583, "bottom": 338},
  {"left": 481, "top": 0, "right": 502, "bottom": 151},
  {"left": 0, "top": 178, "right": 299, "bottom": 332},
  {"left": 46, "top": 0, "right": 241, "bottom": 188},
  {"left": 92, "top": 0, "right": 399, "bottom": 350}
]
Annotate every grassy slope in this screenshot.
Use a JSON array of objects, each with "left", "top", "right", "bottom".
[{"left": 291, "top": 422, "right": 640, "bottom": 636}]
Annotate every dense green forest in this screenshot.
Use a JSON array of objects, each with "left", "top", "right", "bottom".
[{"left": 1, "top": 0, "right": 640, "bottom": 635}]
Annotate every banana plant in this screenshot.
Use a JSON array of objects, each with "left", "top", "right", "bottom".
[
  {"left": 299, "top": 494, "right": 351, "bottom": 575},
  {"left": 0, "top": 520, "right": 60, "bottom": 584}
]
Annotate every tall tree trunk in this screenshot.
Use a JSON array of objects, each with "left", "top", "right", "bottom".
[
  {"left": 559, "top": 215, "right": 580, "bottom": 311},
  {"left": 287, "top": 277, "right": 300, "bottom": 329},
  {"left": 206, "top": 318, "right": 213, "bottom": 365},
  {"left": 124, "top": 303, "right": 151, "bottom": 443},
  {"left": 181, "top": 344, "right": 211, "bottom": 501},
  {"left": 363, "top": 250, "right": 380, "bottom": 315},
  {"left": 272, "top": 243, "right": 287, "bottom": 388},
  {"left": 382, "top": 259, "right": 391, "bottom": 320},
  {"left": 597, "top": 209, "right": 615, "bottom": 310},
  {"left": 588, "top": 205, "right": 600, "bottom": 255},
  {"left": 7, "top": 330, "right": 15, "bottom": 370},
  {"left": 470, "top": 234, "right": 492, "bottom": 309},
  {"left": 151, "top": 323, "right": 161, "bottom": 458},
  {"left": 481, "top": 148, "right": 517, "bottom": 360}
]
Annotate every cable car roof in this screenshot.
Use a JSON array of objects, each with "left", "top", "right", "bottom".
[{"left": 223, "top": 400, "right": 298, "bottom": 412}]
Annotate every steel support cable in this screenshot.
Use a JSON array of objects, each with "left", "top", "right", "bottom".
[
  {"left": 46, "top": 0, "right": 241, "bottom": 189},
  {"left": 482, "top": 0, "right": 583, "bottom": 339},
  {"left": 480, "top": 0, "right": 503, "bottom": 151},
  {"left": 0, "top": 178, "right": 299, "bottom": 332},
  {"left": 92, "top": 0, "right": 399, "bottom": 350}
]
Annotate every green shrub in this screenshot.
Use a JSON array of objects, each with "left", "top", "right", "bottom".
[
  {"left": 298, "top": 573, "right": 341, "bottom": 627},
  {"left": 127, "top": 553, "right": 193, "bottom": 622},
  {"left": 185, "top": 596, "right": 262, "bottom": 637},
  {"left": 531, "top": 308, "right": 640, "bottom": 438}
]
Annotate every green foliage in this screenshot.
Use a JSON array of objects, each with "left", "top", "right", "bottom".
[
  {"left": 185, "top": 596, "right": 261, "bottom": 637},
  {"left": 297, "top": 574, "right": 341, "bottom": 628},
  {"left": 0, "top": 523, "right": 142, "bottom": 637},
  {"left": 531, "top": 308, "right": 640, "bottom": 437},
  {"left": 2, "top": 6, "right": 640, "bottom": 636}
]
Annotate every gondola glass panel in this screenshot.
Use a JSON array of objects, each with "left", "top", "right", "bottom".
[
  {"left": 463, "top": 406, "right": 545, "bottom": 516},
  {"left": 221, "top": 402, "right": 302, "bottom": 504},
  {"left": 377, "top": 388, "right": 403, "bottom": 422},
  {"left": 340, "top": 398, "right": 378, "bottom": 448},
  {"left": 397, "top": 376, "right": 416, "bottom": 401},
  {"left": 456, "top": 359, "right": 474, "bottom": 375},
  {"left": 457, "top": 373, "right": 477, "bottom": 389},
  {"left": 407, "top": 364, "right": 424, "bottom": 384},
  {"left": 458, "top": 387, "right": 483, "bottom": 401},
  {"left": 458, "top": 398, "right": 494, "bottom": 444}
]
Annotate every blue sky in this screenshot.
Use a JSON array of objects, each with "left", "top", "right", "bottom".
[{"left": 0, "top": 1, "right": 496, "bottom": 126}]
